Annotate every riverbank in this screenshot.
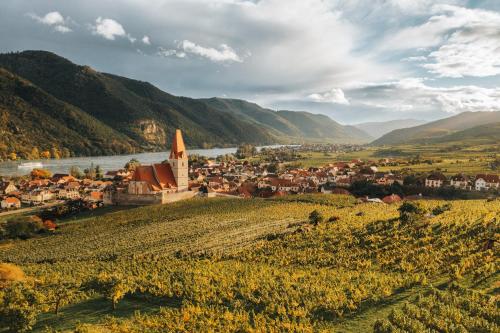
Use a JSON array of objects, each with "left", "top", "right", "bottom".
[{"left": 0, "top": 145, "right": 288, "bottom": 177}]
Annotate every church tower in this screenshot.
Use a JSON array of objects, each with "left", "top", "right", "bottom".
[{"left": 169, "top": 129, "right": 189, "bottom": 191}]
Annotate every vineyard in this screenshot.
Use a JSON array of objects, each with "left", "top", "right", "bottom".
[
  {"left": 374, "top": 285, "right": 499, "bottom": 332},
  {"left": 0, "top": 195, "right": 498, "bottom": 332}
]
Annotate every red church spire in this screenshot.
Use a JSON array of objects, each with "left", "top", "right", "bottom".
[{"left": 169, "top": 129, "right": 187, "bottom": 159}]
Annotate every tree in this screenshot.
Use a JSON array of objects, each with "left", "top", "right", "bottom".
[
  {"left": 50, "top": 147, "right": 60, "bottom": 159},
  {"left": 7, "top": 152, "right": 17, "bottom": 161},
  {"left": 0, "top": 282, "right": 40, "bottom": 333},
  {"left": 61, "top": 148, "right": 71, "bottom": 158},
  {"left": 86, "top": 273, "right": 133, "bottom": 310},
  {"left": 235, "top": 144, "right": 257, "bottom": 159},
  {"left": 84, "top": 163, "right": 96, "bottom": 180},
  {"left": 216, "top": 154, "right": 235, "bottom": 163},
  {"left": 124, "top": 158, "right": 141, "bottom": 172},
  {"left": 309, "top": 210, "right": 324, "bottom": 226},
  {"left": 3, "top": 216, "right": 44, "bottom": 240},
  {"left": 266, "top": 163, "right": 280, "bottom": 174},
  {"left": 30, "top": 147, "right": 40, "bottom": 160},
  {"left": 42, "top": 275, "right": 81, "bottom": 315},
  {"left": 95, "top": 165, "right": 103, "bottom": 180},
  {"left": 40, "top": 151, "right": 51, "bottom": 159},
  {"left": 398, "top": 202, "right": 425, "bottom": 225},
  {"left": 70, "top": 166, "right": 83, "bottom": 179},
  {"left": 31, "top": 168, "right": 52, "bottom": 179}
]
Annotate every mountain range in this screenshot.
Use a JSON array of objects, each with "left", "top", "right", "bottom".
[
  {"left": 372, "top": 111, "right": 500, "bottom": 146},
  {"left": 0, "top": 50, "right": 371, "bottom": 160}
]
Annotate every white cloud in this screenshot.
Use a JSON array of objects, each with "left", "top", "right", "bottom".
[
  {"left": 386, "top": 0, "right": 464, "bottom": 15},
  {"left": 27, "top": 11, "right": 72, "bottom": 33},
  {"left": 401, "top": 56, "right": 427, "bottom": 62},
  {"left": 92, "top": 17, "right": 127, "bottom": 40},
  {"left": 54, "top": 25, "right": 72, "bottom": 33},
  {"left": 422, "top": 26, "right": 500, "bottom": 78},
  {"left": 180, "top": 40, "right": 242, "bottom": 63},
  {"left": 142, "top": 35, "right": 151, "bottom": 45},
  {"left": 29, "top": 11, "right": 64, "bottom": 25},
  {"left": 379, "top": 5, "right": 474, "bottom": 50},
  {"left": 380, "top": 5, "right": 500, "bottom": 78},
  {"left": 308, "top": 88, "right": 349, "bottom": 105},
  {"left": 157, "top": 47, "right": 186, "bottom": 58},
  {"left": 349, "top": 78, "right": 500, "bottom": 114}
]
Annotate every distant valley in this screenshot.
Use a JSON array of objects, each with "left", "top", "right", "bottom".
[{"left": 354, "top": 119, "right": 427, "bottom": 139}]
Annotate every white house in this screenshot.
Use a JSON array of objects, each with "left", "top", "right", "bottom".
[
  {"left": 450, "top": 174, "right": 470, "bottom": 190},
  {"left": 1, "top": 197, "right": 21, "bottom": 209},
  {"left": 21, "top": 189, "right": 55, "bottom": 204},
  {"left": 57, "top": 188, "right": 81, "bottom": 200},
  {"left": 475, "top": 174, "right": 500, "bottom": 191},
  {"left": 0, "top": 182, "right": 18, "bottom": 195},
  {"left": 425, "top": 173, "right": 447, "bottom": 188}
]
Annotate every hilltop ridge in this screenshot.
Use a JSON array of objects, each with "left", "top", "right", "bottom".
[
  {"left": 0, "top": 50, "right": 371, "bottom": 160},
  {"left": 372, "top": 111, "right": 500, "bottom": 145}
]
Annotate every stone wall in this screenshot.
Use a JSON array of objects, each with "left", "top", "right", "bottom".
[
  {"left": 161, "top": 190, "right": 197, "bottom": 203},
  {"left": 106, "top": 190, "right": 197, "bottom": 206}
]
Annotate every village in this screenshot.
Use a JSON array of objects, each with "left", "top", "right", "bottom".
[{"left": 1, "top": 134, "right": 499, "bottom": 214}]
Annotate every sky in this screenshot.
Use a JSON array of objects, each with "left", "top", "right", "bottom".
[{"left": 1, "top": 0, "right": 499, "bottom": 124}]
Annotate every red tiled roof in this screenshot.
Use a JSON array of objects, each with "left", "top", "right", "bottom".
[
  {"left": 132, "top": 163, "right": 177, "bottom": 191},
  {"left": 153, "top": 163, "right": 177, "bottom": 189},
  {"left": 451, "top": 174, "right": 469, "bottom": 181},
  {"left": 382, "top": 194, "right": 402, "bottom": 203},
  {"left": 133, "top": 166, "right": 161, "bottom": 191},
  {"left": 427, "top": 173, "right": 447, "bottom": 181},
  {"left": 90, "top": 192, "right": 103, "bottom": 200},
  {"left": 476, "top": 174, "right": 499, "bottom": 183},
  {"left": 3, "top": 197, "right": 20, "bottom": 204}
]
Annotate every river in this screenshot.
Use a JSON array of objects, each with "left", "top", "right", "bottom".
[{"left": 0, "top": 145, "right": 286, "bottom": 177}]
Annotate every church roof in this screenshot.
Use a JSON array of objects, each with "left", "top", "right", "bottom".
[
  {"left": 132, "top": 163, "right": 177, "bottom": 191},
  {"left": 170, "top": 129, "right": 187, "bottom": 159}
]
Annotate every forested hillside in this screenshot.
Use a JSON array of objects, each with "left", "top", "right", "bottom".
[
  {"left": 0, "top": 195, "right": 497, "bottom": 332},
  {"left": 0, "top": 50, "right": 371, "bottom": 160},
  {"left": 0, "top": 68, "right": 138, "bottom": 160}
]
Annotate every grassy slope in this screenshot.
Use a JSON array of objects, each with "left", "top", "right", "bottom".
[
  {"left": 372, "top": 111, "right": 500, "bottom": 145},
  {"left": 1, "top": 195, "right": 498, "bottom": 332},
  {"left": 428, "top": 122, "right": 500, "bottom": 144}
]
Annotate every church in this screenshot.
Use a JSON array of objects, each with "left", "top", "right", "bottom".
[{"left": 104, "top": 129, "right": 196, "bottom": 205}]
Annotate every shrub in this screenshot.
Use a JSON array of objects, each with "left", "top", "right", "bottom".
[
  {"left": 398, "top": 202, "right": 425, "bottom": 225},
  {"left": 0, "top": 263, "right": 25, "bottom": 286},
  {"left": 3, "top": 216, "right": 44, "bottom": 240},
  {"left": 308, "top": 210, "right": 324, "bottom": 226},
  {"left": 328, "top": 216, "right": 340, "bottom": 222},
  {"left": 432, "top": 203, "right": 451, "bottom": 216}
]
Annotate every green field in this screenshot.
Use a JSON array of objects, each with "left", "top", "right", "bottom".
[
  {"left": 1, "top": 195, "right": 498, "bottom": 332},
  {"left": 293, "top": 144, "right": 498, "bottom": 175}
]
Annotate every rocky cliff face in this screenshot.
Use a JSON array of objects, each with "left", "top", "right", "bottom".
[{"left": 138, "top": 120, "right": 167, "bottom": 146}]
